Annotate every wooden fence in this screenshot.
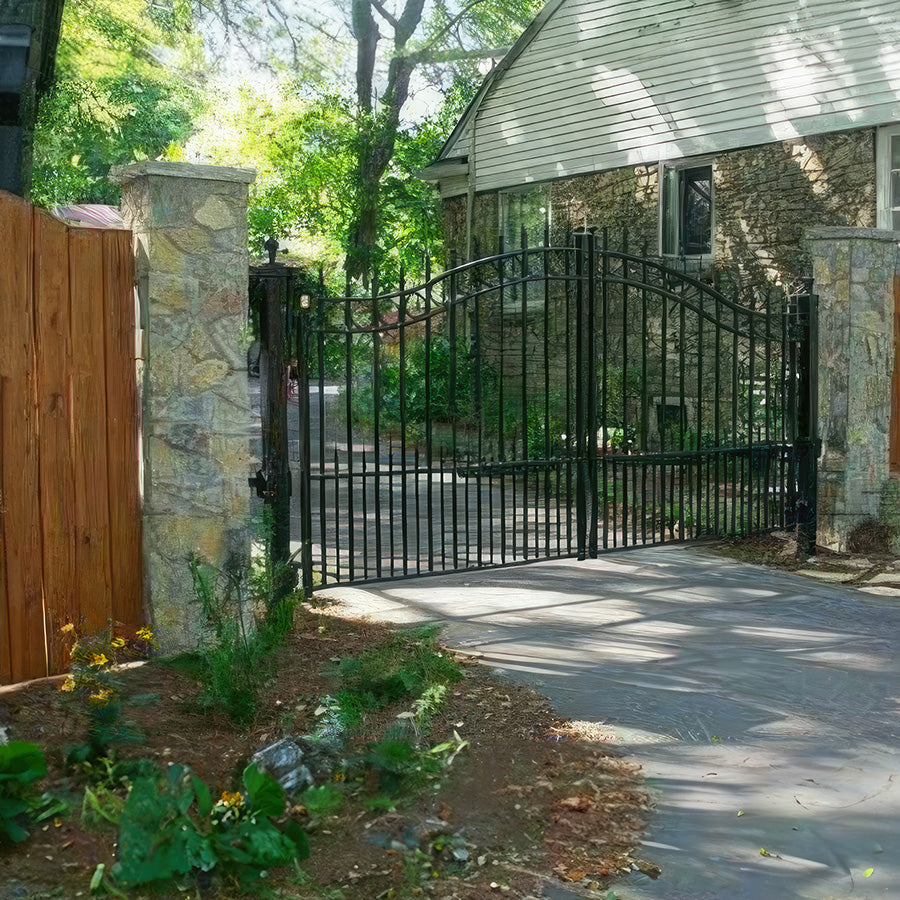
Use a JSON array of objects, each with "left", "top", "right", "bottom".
[{"left": 0, "top": 191, "right": 142, "bottom": 684}]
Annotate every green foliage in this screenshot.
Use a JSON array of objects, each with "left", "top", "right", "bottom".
[
  {"left": 364, "top": 728, "right": 468, "bottom": 795},
  {"left": 113, "top": 762, "right": 308, "bottom": 889},
  {"left": 364, "top": 733, "right": 436, "bottom": 794},
  {"left": 31, "top": 0, "right": 202, "bottom": 206},
  {"left": 78, "top": 755, "right": 158, "bottom": 829},
  {"left": 60, "top": 623, "right": 153, "bottom": 766},
  {"left": 342, "top": 333, "right": 479, "bottom": 444},
  {"left": 189, "top": 86, "right": 355, "bottom": 274},
  {"left": 298, "top": 784, "right": 345, "bottom": 817},
  {"left": 334, "top": 626, "right": 462, "bottom": 728},
  {"left": 0, "top": 742, "right": 50, "bottom": 843},
  {"left": 189, "top": 550, "right": 298, "bottom": 727}
]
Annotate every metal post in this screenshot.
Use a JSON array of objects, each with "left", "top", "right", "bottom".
[
  {"left": 296, "top": 294, "right": 314, "bottom": 596},
  {"left": 574, "top": 230, "right": 594, "bottom": 559},
  {"left": 796, "top": 278, "right": 818, "bottom": 556},
  {"left": 251, "top": 248, "right": 292, "bottom": 591}
]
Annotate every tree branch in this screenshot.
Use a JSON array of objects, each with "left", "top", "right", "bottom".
[
  {"left": 417, "top": 0, "right": 492, "bottom": 56},
  {"left": 369, "top": 0, "right": 399, "bottom": 31}
]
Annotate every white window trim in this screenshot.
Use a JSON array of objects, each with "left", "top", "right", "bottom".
[
  {"left": 876, "top": 125, "right": 900, "bottom": 231},
  {"left": 658, "top": 157, "right": 715, "bottom": 260}
]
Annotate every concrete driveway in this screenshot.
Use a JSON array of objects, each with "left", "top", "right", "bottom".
[{"left": 321, "top": 546, "right": 900, "bottom": 899}]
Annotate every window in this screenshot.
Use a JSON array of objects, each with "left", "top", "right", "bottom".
[
  {"left": 661, "top": 161, "right": 713, "bottom": 256},
  {"left": 877, "top": 126, "right": 900, "bottom": 231},
  {"left": 499, "top": 185, "right": 550, "bottom": 249}
]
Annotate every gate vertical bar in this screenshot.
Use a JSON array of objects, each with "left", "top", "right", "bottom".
[
  {"left": 520, "top": 229, "right": 530, "bottom": 558},
  {"left": 316, "top": 281, "right": 327, "bottom": 581},
  {"left": 371, "top": 279, "right": 383, "bottom": 578},
  {"left": 296, "top": 294, "right": 314, "bottom": 595},
  {"left": 398, "top": 271, "right": 409, "bottom": 575},
  {"left": 574, "top": 232, "right": 588, "bottom": 559}
]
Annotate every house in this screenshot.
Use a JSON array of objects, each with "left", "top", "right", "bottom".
[{"left": 422, "top": 0, "right": 900, "bottom": 292}]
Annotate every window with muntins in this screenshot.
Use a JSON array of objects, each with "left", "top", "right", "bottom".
[
  {"left": 661, "top": 162, "right": 713, "bottom": 256},
  {"left": 499, "top": 185, "right": 550, "bottom": 249},
  {"left": 877, "top": 126, "right": 900, "bottom": 231}
]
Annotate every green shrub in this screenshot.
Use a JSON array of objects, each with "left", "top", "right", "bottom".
[
  {"left": 298, "top": 783, "right": 345, "bottom": 817},
  {"left": 0, "top": 742, "right": 64, "bottom": 843},
  {"left": 363, "top": 728, "right": 468, "bottom": 795},
  {"left": 113, "top": 762, "right": 308, "bottom": 889},
  {"left": 59, "top": 621, "right": 154, "bottom": 765},
  {"left": 364, "top": 732, "right": 434, "bottom": 794}
]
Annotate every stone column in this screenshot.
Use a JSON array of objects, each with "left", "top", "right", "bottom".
[
  {"left": 805, "top": 226, "right": 900, "bottom": 551},
  {"left": 116, "top": 161, "right": 256, "bottom": 652}
]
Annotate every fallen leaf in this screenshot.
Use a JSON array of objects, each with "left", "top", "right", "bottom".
[
  {"left": 864, "top": 867, "right": 875, "bottom": 878},
  {"left": 558, "top": 796, "right": 591, "bottom": 812}
]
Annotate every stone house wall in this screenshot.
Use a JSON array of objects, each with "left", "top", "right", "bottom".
[{"left": 446, "top": 128, "right": 877, "bottom": 296}]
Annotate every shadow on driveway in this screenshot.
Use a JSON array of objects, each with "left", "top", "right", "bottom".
[{"left": 322, "top": 545, "right": 900, "bottom": 899}]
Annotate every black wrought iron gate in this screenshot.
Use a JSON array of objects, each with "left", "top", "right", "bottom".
[{"left": 253, "top": 234, "right": 817, "bottom": 595}]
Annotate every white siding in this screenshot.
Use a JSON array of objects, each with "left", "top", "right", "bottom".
[{"left": 447, "top": 0, "right": 900, "bottom": 195}]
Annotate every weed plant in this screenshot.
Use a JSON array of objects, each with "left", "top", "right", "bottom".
[
  {"left": 333, "top": 625, "right": 462, "bottom": 729},
  {"left": 188, "top": 545, "right": 300, "bottom": 727},
  {"left": 328, "top": 626, "right": 468, "bottom": 799}
]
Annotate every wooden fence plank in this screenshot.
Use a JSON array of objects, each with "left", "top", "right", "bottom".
[
  {"left": 1, "top": 195, "right": 141, "bottom": 685},
  {"left": 103, "top": 230, "right": 143, "bottom": 629},
  {"left": 0, "top": 192, "right": 45, "bottom": 682},
  {"left": 69, "top": 228, "right": 113, "bottom": 634},
  {"left": 34, "top": 209, "right": 76, "bottom": 673}
]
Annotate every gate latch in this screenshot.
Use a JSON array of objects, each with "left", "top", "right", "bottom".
[
  {"left": 249, "top": 469, "right": 269, "bottom": 499},
  {"left": 248, "top": 469, "right": 293, "bottom": 501}
]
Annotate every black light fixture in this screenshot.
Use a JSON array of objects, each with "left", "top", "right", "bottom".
[{"left": 0, "top": 24, "right": 33, "bottom": 126}]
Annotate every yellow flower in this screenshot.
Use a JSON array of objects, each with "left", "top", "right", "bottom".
[
  {"left": 218, "top": 791, "right": 243, "bottom": 808},
  {"left": 89, "top": 653, "right": 109, "bottom": 667},
  {"left": 59, "top": 677, "right": 76, "bottom": 693},
  {"left": 60, "top": 623, "right": 76, "bottom": 635},
  {"left": 135, "top": 627, "right": 154, "bottom": 641},
  {"left": 111, "top": 637, "right": 126, "bottom": 649},
  {"left": 89, "top": 688, "right": 114, "bottom": 705}
]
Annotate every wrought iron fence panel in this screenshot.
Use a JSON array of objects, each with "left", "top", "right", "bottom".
[{"left": 266, "top": 233, "right": 816, "bottom": 593}]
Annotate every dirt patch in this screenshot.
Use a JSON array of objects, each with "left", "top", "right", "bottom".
[
  {"left": 0, "top": 608, "right": 650, "bottom": 899},
  {"left": 708, "top": 531, "right": 900, "bottom": 585}
]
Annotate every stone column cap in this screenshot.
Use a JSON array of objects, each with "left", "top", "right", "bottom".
[
  {"left": 111, "top": 161, "right": 256, "bottom": 185},
  {"left": 804, "top": 225, "right": 900, "bottom": 243}
]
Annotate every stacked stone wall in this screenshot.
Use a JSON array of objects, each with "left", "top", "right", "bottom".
[
  {"left": 549, "top": 165, "right": 659, "bottom": 251},
  {"left": 117, "top": 161, "right": 256, "bottom": 652},
  {"left": 806, "top": 227, "right": 900, "bottom": 551},
  {"left": 715, "top": 131, "right": 876, "bottom": 289}
]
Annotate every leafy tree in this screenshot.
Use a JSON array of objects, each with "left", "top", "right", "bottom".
[
  {"left": 340, "top": 0, "right": 542, "bottom": 279},
  {"left": 30, "top": 0, "right": 203, "bottom": 206},
  {"left": 189, "top": 0, "right": 543, "bottom": 281}
]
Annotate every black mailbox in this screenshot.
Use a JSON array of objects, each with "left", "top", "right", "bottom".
[{"left": 0, "top": 25, "right": 32, "bottom": 125}]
